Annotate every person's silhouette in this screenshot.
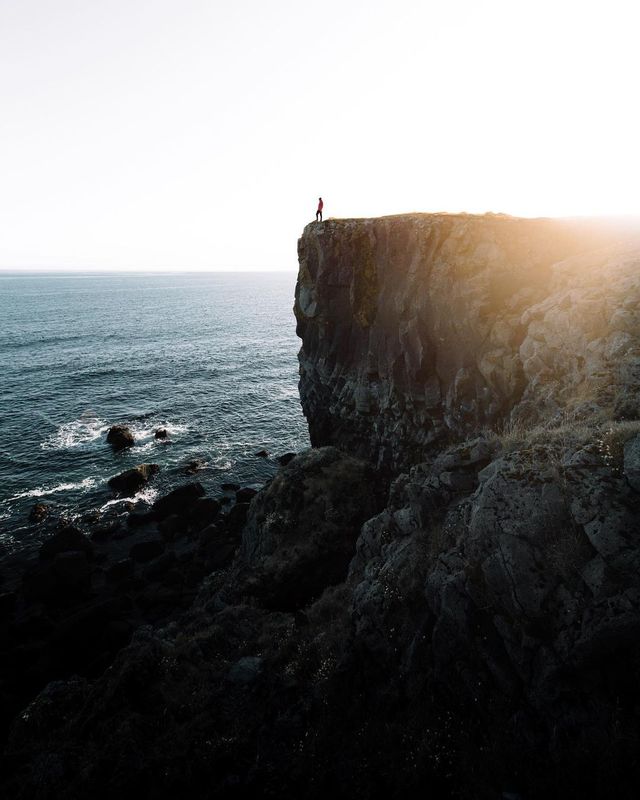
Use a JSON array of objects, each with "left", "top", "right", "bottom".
[{"left": 316, "top": 197, "right": 323, "bottom": 222}]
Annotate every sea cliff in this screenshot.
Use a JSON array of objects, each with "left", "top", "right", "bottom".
[
  {"left": 296, "top": 213, "right": 640, "bottom": 470},
  {"left": 3, "top": 214, "right": 640, "bottom": 799}
]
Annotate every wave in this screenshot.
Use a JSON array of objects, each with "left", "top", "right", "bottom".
[
  {"left": 12, "top": 477, "right": 97, "bottom": 500},
  {"left": 129, "top": 421, "right": 190, "bottom": 441},
  {"left": 99, "top": 485, "right": 158, "bottom": 512},
  {"left": 41, "top": 414, "right": 109, "bottom": 451}
]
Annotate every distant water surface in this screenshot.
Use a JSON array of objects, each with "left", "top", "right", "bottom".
[{"left": 0, "top": 271, "right": 309, "bottom": 560}]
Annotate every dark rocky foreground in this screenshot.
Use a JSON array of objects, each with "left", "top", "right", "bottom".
[{"left": 3, "top": 213, "right": 640, "bottom": 799}]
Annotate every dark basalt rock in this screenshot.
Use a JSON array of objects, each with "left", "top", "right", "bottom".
[
  {"left": 143, "top": 552, "right": 178, "bottom": 581},
  {"left": 129, "top": 538, "right": 165, "bottom": 563},
  {"left": 154, "top": 428, "right": 168, "bottom": 440},
  {"left": 157, "top": 514, "right": 187, "bottom": 542},
  {"left": 189, "top": 497, "right": 221, "bottom": 531},
  {"left": 277, "top": 452, "right": 296, "bottom": 466},
  {"left": 235, "top": 487, "right": 257, "bottom": 504},
  {"left": 0, "top": 591, "right": 17, "bottom": 614},
  {"left": 126, "top": 507, "right": 156, "bottom": 527},
  {"left": 39, "top": 526, "right": 94, "bottom": 561},
  {"left": 225, "top": 502, "right": 250, "bottom": 534},
  {"left": 152, "top": 483, "right": 205, "bottom": 520},
  {"left": 183, "top": 459, "right": 206, "bottom": 475},
  {"left": 106, "top": 425, "right": 135, "bottom": 451},
  {"left": 107, "top": 463, "right": 160, "bottom": 496},
  {"left": 23, "top": 552, "right": 91, "bottom": 604},
  {"left": 106, "top": 558, "right": 135, "bottom": 583},
  {"left": 238, "top": 446, "right": 383, "bottom": 610},
  {"left": 29, "top": 502, "right": 51, "bottom": 523},
  {"left": 254, "top": 449, "right": 269, "bottom": 458}
]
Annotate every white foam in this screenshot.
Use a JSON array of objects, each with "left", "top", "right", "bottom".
[
  {"left": 130, "top": 422, "right": 189, "bottom": 441},
  {"left": 98, "top": 485, "right": 158, "bottom": 513},
  {"left": 42, "top": 414, "right": 108, "bottom": 451},
  {"left": 13, "top": 477, "right": 97, "bottom": 500}
]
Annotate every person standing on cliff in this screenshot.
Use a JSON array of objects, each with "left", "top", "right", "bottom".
[{"left": 316, "top": 197, "right": 323, "bottom": 222}]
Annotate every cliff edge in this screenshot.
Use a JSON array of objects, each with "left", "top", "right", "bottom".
[{"left": 296, "top": 213, "right": 640, "bottom": 470}]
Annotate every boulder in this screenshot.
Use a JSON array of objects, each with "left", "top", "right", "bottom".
[
  {"left": 143, "top": 552, "right": 178, "bottom": 581},
  {"left": 189, "top": 497, "right": 221, "bottom": 531},
  {"left": 254, "top": 450, "right": 269, "bottom": 458},
  {"left": 152, "top": 483, "right": 205, "bottom": 520},
  {"left": 106, "top": 558, "right": 135, "bottom": 583},
  {"left": 158, "top": 514, "right": 187, "bottom": 542},
  {"left": 277, "top": 452, "right": 296, "bottom": 466},
  {"left": 198, "top": 524, "right": 238, "bottom": 569},
  {"left": 107, "top": 464, "right": 160, "bottom": 497},
  {"left": 106, "top": 425, "right": 135, "bottom": 451},
  {"left": 129, "top": 538, "right": 165, "bottom": 563},
  {"left": 39, "top": 527, "right": 94, "bottom": 562},
  {"left": 235, "top": 487, "right": 258, "bottom": 504},
  {"left": 23, "top": 552, "right": 91, "bottom": 604},
  {"left": 225, "top": 502, "right": 250, "bottom": 533},
  {"left": 126, "top": 508, "right": 156, "bottom": 527},
  {"left": 154, "top": 428, "right": 168, "bottom": 440}
]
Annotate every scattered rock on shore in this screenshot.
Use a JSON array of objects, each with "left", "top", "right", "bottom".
[
  {"left": 152, "top": 482, "right": 205, "bottom": 520},
  {"left": 107, "top": 464, "right": 160, "bottom": 496}
]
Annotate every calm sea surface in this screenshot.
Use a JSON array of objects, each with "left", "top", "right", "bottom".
[{"left": 0, "top": 271, "right": 309, "bottom": 561}]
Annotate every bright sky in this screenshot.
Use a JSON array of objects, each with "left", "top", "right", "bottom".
[{"left": 1, "top": 0, "right": 638, "bottom": 270}]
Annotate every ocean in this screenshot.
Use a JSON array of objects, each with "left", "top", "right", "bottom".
[{"left": 0, "top": 271, "right": 309, "bottom": 561}]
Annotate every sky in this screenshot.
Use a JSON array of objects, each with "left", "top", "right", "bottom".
[{"left": 1, "top": 0, "right": 639, "bottom": 271}]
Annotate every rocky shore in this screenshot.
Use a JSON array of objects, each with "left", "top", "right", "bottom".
[{"left": 3, "top": 213, "right": 640, "bottom": 798}]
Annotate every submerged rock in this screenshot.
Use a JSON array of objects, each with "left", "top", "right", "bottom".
[
  {"left": 154, "top": 428, "right": 168, "bottom": 440},
  {"left": 183, "top": 459, "right": 206, "bottom": 475},
  {"left": 29, "top": 502, "right": 51, "bottom": 524}
]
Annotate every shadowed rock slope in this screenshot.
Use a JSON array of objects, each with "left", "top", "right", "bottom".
[{"left": 3, "top": 214, "right": 640, "bottom": 800}]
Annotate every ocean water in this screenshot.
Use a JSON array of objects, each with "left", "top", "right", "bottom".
[{"left": 0, "top": 271, "right": 309, "bottom": 560}]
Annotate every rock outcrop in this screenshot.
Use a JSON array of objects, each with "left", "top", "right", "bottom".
[
  {"left": 106, "top": 425, "right": 135, "bottom": 451},
  {"left": 3, "top": 213, "right": 640, "bottom": 800},
  {"left": 295, "top": 214, "right": 640, "bottom": 471}
]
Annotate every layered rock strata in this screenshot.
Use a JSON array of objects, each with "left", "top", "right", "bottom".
[{"left": 295, "top": 213, "right": 640, "bottom": 470}]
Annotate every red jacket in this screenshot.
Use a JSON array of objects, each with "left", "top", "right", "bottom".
[{"left": 317, "top": 199, "right": 323, "bottom": 211}]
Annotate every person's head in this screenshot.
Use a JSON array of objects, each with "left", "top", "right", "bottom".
[{"left": 319, "top": 197, "right": 322, "bottom": 200}]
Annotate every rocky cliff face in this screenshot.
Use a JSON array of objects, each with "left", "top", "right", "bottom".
[
  {"left": 4, "top": 214, "right": 640, "bottom": 800},
  {"left": 295, "top": 214, "right": 640, "bottom": 471}
]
